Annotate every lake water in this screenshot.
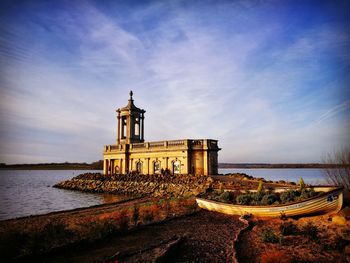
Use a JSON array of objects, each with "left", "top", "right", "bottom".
[
  {"left": 0, "top": 168, "right": 328, "bottom": 220},
  {"left": 0, "top": 170, "right": 127, "bottom": 220},
  {"left": 218, "top": 168, "right": 328, "bottom": 185}
]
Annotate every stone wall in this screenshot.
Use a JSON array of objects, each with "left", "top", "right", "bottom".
[{"left": 54, "top": 173, "right": 214, "bottom": 197}]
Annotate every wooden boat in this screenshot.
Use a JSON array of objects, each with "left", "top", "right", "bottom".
[{"left": 196, "top": 186, "right": 343, "bottom": 217}]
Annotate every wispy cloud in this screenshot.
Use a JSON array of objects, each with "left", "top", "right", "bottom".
[
  {"left": 0, "top": 0, "right": 349, "bottom": 163},
  {"left": 313, "top": 100, "right": 350, "bottom": 125}
]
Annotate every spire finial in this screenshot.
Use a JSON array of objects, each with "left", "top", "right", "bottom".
[{"left": 129, "top": 90, "right": 133, "bottom": 99}]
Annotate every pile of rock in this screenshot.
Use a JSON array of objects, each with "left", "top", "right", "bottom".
[{"left": 54, "top": 173, "right": 214, "bottom": 197}]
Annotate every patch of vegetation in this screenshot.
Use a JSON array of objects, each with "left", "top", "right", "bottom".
[
  {"left": 219, "top": 191, "right": 235, "bottom": 203},
  {"left": 132, "top": 205, "right": 140, "bottom": 226},
  {"left": 279, "top": 212, "right": 288, "bottom": 220},
  {"left": 207, "top": 187, "right": 321, "bottom": 206},
  {"left": 0, "top": 220, "right": 75, "bottom": 260},
  {"left": 280, "top": 221, "right": 298, "bottom": 236},
  {"left": 242, "top": 213, "right": 251, "bottom": 220},
  {"left": 261, "top": 228, "right": 279, "bottom": 243},
  {"left": 280, "top": 190, "right": 299, "bottom": 203},
  {"left": 236, "top": 193, "right": 252, "bottom": 205},
  {"left": 280, "top": 188, "right": 319, "bottom": 203},
  {"left": 82, "top": 219, "right": 119, "bottom": 240},
  {"left": 114, "top": 210, "right": 129, "bottom": 231},
  {"left": 257, "top": 180, "right": 264, "bottom": 195},
  {"left": 260, "top": 194, "right": 277, "bottom": 205},
  {"left": 299, "top": 177, "right": 305, "bottom": 192},
  {"left": 302, "top": 222, "right": 318, "bottom": 240},
  {"left": 143, "top": 211, "right": 154, "bottom": 222}
]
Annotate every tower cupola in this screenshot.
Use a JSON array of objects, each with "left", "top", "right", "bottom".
[{"left": 116, "top": 91, "right": 145, "bottom": 144}]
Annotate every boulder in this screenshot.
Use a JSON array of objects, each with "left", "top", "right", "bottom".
[{"left": 332, "top": 215, "right": 347, "bottom": 226}]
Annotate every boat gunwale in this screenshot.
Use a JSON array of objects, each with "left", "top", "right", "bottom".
[{"left": 196, "top": 186, "right": 343, "bottom": 209}]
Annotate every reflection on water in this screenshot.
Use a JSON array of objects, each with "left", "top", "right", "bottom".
[
  {"left": 0, "top": 170, "right": 128, "bottom": 220},
  {"left": 218, "top": 168, "right": 327, "bottom": 185}
]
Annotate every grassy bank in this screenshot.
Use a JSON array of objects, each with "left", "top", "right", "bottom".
[{"left": 0, "top": 196, "right": 197, "bottom": 262}]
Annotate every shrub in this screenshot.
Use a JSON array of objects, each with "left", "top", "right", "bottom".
[
  {"left": 143, "top": 211, "right": 154, "bottom": 223},
  {"left": 236, "top": 194, "right": 251, "bottom": 205},
  {"left": 280, "top": 222, "right": 298, "bottom": 236},
  {"left": 261, "top": 228, "right": 278, "bottom": 243},
  {"left": 24, "top": 220, "right": 75, "bottom": 254},
  {"left": 302, "top": 222, "right": 318, "bottom": 240},
  {"left": 261, "top": 194, "right": 278, "bottom": 205},
  {"left": 164, "top": 201, "right": 171, "bottom": 218},
  {"left": 41, "top": 220, "right": 74, "bottom": 240},
  {"left": 251, "top": 192, "right": 263, "bottom": 203},
  {"left": 280, "top": 190, "right": 299, "bottom": 203},
  {"left": 84, "top": 219, "right": 118, "bottom": 240},
  {"left": 242, "top": 214, "right": 251, "bottom": 220},
  {"left": 132, "top": 205, "right": 140, "bottom": 226},
  {"left": 219, "top": 191, "right": 234, "bottom": 203},
  {"left": 218, "top": 182, "right": 224, "bottom": 193},
  {"left": 300, "top": 188, "right": 318, "bottom": 199},
  {"left": 142, "top": 204, "right": 158, "bottom": 223},
  {"left": 257, "top": 180, "right": 264, "bottom": 194},
  {"left": 113, "top": 210, "right": 129, "bottom": 231},
  {"left": 299, "top": 177, "right": 305, "bottom": 192},
  {"left": 280, "top": 212, "right": 288, "bottom": 220}
]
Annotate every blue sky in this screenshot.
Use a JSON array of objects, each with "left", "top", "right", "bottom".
[{"left": 0, "top": 0, "right": 349, "bottom": 164}]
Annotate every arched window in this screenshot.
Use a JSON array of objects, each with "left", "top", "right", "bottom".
[
  {"left": 173, "top": 160, "right": 181, "bottom": 174},
  {"left": 135, "top": 117, "right": 139, "bottom": 136},
  {"left": 136, "top": 161, "right": 142, "bottom": 174},
  {"left": 153, "top": 161, "right": 161, "bottom": 174},
  {"left": 122, "top": 118, "right": 127, "bottom": 139}
]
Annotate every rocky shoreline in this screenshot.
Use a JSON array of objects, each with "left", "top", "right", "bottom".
[{"left": 54, "top": 173, "right": 214, "bottom": 197}]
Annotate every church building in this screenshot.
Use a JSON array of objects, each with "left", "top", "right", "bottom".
[{"left": 103, "top": 91, "right": 220, "bottom": 175}]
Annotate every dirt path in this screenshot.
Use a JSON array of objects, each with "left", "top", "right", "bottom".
[{"left": 33, "top": 210, "right": 244, "bottom": 263}]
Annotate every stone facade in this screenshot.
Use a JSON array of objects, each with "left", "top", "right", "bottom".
[{"left": 103, "top": 91, "right": 220, "bottom": 175}]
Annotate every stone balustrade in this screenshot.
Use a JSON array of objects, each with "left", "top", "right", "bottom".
[{"left": 104, "top": 139, "right": 219, "bottom": 153}]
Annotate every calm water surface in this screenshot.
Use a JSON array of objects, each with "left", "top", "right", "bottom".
[
  {"left": 218, "top": 168, "right": 327, "bottom": 185},
  {"left": 0, "top": 170, "right": 127, "bottom": 220},
  {"left": 0, "top": 169, "right": 328, "bottom": 220}
]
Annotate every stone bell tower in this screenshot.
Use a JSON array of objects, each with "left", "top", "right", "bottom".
[{"left": 116, "top": 91, "right": 146, "bottom": 145}]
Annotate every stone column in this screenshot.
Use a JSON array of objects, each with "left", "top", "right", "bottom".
[
  {"left": 104, "top": 159, "right": 108, "bottom": 175},
  {"left": 117, "top": 112, "right": 121, "bottom": 144},
  {"left": 127, "top": 113, "right": 131, "bottom": 144},
  {"left": 138, "top": 117, "right": 141, "bottom": 140},
  {"left": 147, "top": 158, "right": 150, "bottom": 175},
  {"left": 203, "top": 140, "right": 209, "bottom": 175},
  {"left": 141, "top": 114, "right": 145, "bottom": 141}
]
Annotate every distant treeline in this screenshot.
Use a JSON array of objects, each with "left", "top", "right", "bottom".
[
  {"left": 0, "top": 161, "right": 343, "bottom": 170},
  {"left": 0, "top": 160, "right": 103, "bottom": 170},
  {"left": 218, "top": 163, "right": 342, "bottom": 169}
]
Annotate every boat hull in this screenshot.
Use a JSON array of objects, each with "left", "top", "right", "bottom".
[{"left": 196, "top": 187, "right": 343, "bottom": 217}]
